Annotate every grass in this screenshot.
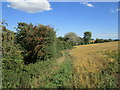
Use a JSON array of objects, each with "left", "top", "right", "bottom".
[
  {"left": 32, "top": 51, "right": 73, "bottom": 88},
  {"left": 45, "top": 53, "right": 73, "bottom": 88}
]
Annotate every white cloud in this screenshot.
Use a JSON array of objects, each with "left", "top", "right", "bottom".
[
  {"left": 6, "top": 0, "right": 52, "bottom": 13},
  {"left": 80, "top": 2, "right": 94, "bottom": 7},
  {"left": 86, "top": 3, "right": 94, "bottom": 7}
]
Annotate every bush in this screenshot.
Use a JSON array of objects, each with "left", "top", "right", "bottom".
[
  {"left": 2, "top": 58, "right": 31, "bottom": 88},
  {"left": 2, "top": 27, "right": 23, "bottom": 59},
  {"left": 56, "top": 39, "right": 72, "bottom": 57}
]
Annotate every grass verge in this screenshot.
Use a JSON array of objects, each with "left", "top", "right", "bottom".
[{"left": 36, "top": 52, "right": 73, "bottom": 88}]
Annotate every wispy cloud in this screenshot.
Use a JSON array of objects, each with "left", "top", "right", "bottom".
[
  {"left": 111, "top": 8, "right": 120, "bottom": 12},
  {"left": 80, "top": 2, "right": 94, "bottom": 7},
  {"left": 6, "top": 0, "right": 52, "bottom": 13},
  {"left": 94, "top": 32, "right": 118, "bottom": 39}
]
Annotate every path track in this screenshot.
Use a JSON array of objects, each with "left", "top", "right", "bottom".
[{"left": 33, "top": 51, "right": 67, "bottom": 88}]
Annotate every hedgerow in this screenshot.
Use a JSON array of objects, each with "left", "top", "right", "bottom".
[{"left": 2, "top": 22, "right": 72, "bottom": 88}]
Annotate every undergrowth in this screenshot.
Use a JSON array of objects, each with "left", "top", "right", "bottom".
[
  {"left": 2, "top": 51, "right": 73, "bottom": 88},
  {"left": 2, "top": 58, "right": 55, "bottom": 88},
  {"left": 45, "top": 53, "right": 73, "bottom": 88}
]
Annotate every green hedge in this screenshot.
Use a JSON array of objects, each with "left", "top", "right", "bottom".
[
  {"left": 56, "top": 39, "right": 72, "bottom": 57},
  {"left": 2, "top": 23, "right": 73, "bottom": 88}
]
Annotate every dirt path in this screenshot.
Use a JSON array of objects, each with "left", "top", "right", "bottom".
[{"left": 57, "top": 51, "right": 66, "bottom": 64}]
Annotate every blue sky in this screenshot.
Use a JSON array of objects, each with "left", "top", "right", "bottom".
[{"left": 2, "top": 2, "right": 118, "bottom": 39}]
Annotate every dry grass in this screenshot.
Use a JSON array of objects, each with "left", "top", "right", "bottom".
[
  {"left": 70, "top": 41, "right": 119, "bottom": 88},
  {"left": 71, "top": 41, "right": 118, "bottom": 72}
]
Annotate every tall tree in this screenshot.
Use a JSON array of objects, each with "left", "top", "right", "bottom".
[
  {"left": 84, "top": 31, "right": 92, "bottom": 44},
  {"left": 64, "top": 32, "right": 80, "bottom": 46},
  {"left": 16, "top": 22, "right": 56, "bottom": 64}
]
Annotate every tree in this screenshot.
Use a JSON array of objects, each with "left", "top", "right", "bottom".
[
  {"left": 64, "top": 32, "right": 80, "bottom": 46},
  {"left": 84, "top": 31, "right": 92, "bottom": 44},
  {"left": 94, "top": 38, "right": 103, "bottom": 43},
  {"left": 77, "top": 37, "right": 84, "bottom": 45},
  {"left": 57, "top": 36, "right": 64, "bottom": 41},
  {"left": 16, "top": 22, "right": 57, "bottom": 64}
]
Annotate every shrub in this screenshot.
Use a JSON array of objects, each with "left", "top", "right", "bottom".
[
  {"left": 2, "top": 58, "right": 31, "bottom": 88},
  {"left": 2, "top": 27, "right": 23, "bottom": 59}
]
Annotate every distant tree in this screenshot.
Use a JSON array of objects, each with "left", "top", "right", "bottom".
[
  {"left": 95, "top": 38, "right": 113, "bottom": 43},
  {"left": 90, "top": 38, "right": 94, "bottom": 40},
  {"left": 114, "top": 39, "right": 120, "bottom": 41},
  {"left": 57, "top": 36, "right": 64, "bottom": 41},
  {"left": 108, "top": 39, "right": 113, "bottom": 42},
  {"left": 84, "top": 31, "right": 92, "bottom": 44},
  {"left": 77, "top": 37, "right": 84, "bottom": 45},
  {"left": 64, "top": 32, "right": 80, "bottom": 46},
  {"left": 95, "top": 38, "right": 103, "bottom": 43},
  {"left": 102, "top": 39, "right": 113, "bottom": 42},
  {"left": 103, "top": 39, "right": 109, "bottom": 42}
]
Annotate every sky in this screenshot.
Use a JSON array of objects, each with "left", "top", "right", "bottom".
[{"left": 2, "top": 1, "right": 119, "bottom": 39}]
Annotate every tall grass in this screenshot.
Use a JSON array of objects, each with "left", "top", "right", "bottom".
[{"left": 37, "top": 52, "right": 73, "bottom": 88}]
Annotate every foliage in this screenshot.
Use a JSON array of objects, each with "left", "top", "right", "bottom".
[
  {"left": 64, "top": 32, "right": 81, "bottom": 46},
  {"left": 103, "top": 39, "right": 113, "bottom": 42},
  {"left": 57, "top": 36, "right": 65, "bottom": 41},
  {"left": 2, "top": 22, "right": 73, "bottom": 88},
  {"left": 38, "top": 52, "right": 73, "bottom": 88},
  {"left": 57, "top": 37, "right": 72, "bottom": 57},
  {"left": 83, "top": 31, "right": 92, "bottom": 44},
  {"left": 3, "top": 21, "right": 117, "bottom": 89},
  {"left": 16, "top": 23, "right": 57, "bottom": 64},
  {"left": 95, "top": 38, "right": 113, "bottom": 43},
  {"left": 113, "top": 39, "right": 120, "bottom": 41},
  {"left": 3, "top": 51, "right": 72, "bottom": 88},
  {"left": 95, "top": 38, "right": 103, "bottom": 43},
  {"left": 2, "top": 58, "right": 31, "bottom": 88},
  {"left": 46, "top": 59, "right": 73, "bottom": 88},
  {"left": 2, "top": 25, "right": 23, "bottom": 59},
  {"left": 2, "top": 57, "right": 56, "bottom": 88},
  {"left": 77, "top": 37, "right": 85, "bottom": 45}
]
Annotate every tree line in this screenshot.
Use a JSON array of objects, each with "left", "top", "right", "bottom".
[
  {"left": 58, "top": 32, "right": 115, "bottom": 46},
  {"left": 2, "top": 22, "right": 115, "bottom": 64}
]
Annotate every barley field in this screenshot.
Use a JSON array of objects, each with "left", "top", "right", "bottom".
[{"left": 70, "top": 41, "right": 119, "bottom": 88}]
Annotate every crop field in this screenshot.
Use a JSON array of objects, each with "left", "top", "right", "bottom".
[{"left": 70, "top": 41, "right": 119, "bottom": 88}]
